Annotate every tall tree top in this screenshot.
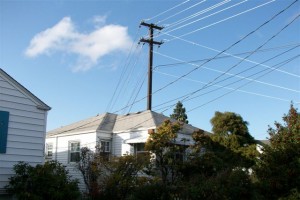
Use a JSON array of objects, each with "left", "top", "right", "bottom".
[{"left": 170, "top": 101, "right": 189, "bottom": 124}]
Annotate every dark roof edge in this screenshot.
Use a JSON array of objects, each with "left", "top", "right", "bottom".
[{"left": 0, "top": 68, "right": 51, "bottom": 111}]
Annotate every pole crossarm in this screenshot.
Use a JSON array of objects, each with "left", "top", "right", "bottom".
[
  {"left": 139, "top": 21, "right": 164, "bottom": 111},
  {"left": 140, "top": 21, "right": 164, "bottom": 30},
  {"left": 140, "top": 38, "right": 163, "bottom": 45}
]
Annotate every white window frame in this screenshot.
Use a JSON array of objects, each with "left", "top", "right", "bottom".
[
  {"left": 69, "top": 141, "right": 80, "bottom": 163},
  {"left": 46, "top": 143, "right": 53, "bottom": 158}
]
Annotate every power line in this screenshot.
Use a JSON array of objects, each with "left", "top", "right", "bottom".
[
  {"left": 153, "top": 47, "right": 300, "bottom": 112},
  {"left": 154, "top": 71, "right": 299, "bottom": 109},
  {"left": 156, "top": 0, "right": 207, "bottom": 24},
  {"left": 159, "top": 36, "right": 300, "bottom": 78},
  {"left": 106, "top": 28, "right": 142, "bottom": 111},
  {"left": 153, "top": 45, "right": 300, "bottom": 110},
  {"left": 160, "top": 0, "right": 241, "bottom": 34},
  {"left": 181, "top": 10, "right": 300, "bottom": 102},
  {"left": 164, "top": 0, "right": 276, "bottom": 42},
  {"left": 144, "top": 0, "right": 192, "bottom": 22},
  {"left": 154, "top": 51, "right": 300, "bottom": 94},
  {"left": 148, "top": 0, "right": 299, "bottom": 100},
  {"left": 187, "top": 54, "right": 300, "bottom": 112},
  {"left": 156, "top": 54, "right": 300, "bottom": 113},
  {"left": 162, "top": 0, "right": 233, "bottom": 31},
  {"left": 155, "top": 42, "right": 300, "bottom": 78}
]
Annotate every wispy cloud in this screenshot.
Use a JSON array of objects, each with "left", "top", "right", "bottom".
[{"left": 25, "top": 16, "right": 132, "bottom": 72}]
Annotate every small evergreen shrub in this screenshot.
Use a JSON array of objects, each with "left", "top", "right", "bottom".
[{"left": 6, "top": 161, "right": 80, "bottom": 200}]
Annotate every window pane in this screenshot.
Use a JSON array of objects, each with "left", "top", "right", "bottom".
[
  {"left": 69, "top": 142, "right": 80, "bottom": 162},
  {"left": 70, "top": 152, "right": 80, "bottom": 162}
]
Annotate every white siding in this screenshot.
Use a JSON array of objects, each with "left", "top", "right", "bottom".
[
  {"left": 112, "top": 130, "right": 148, "bottom": 157},
  {"left": 46, "top": 132, "right": 97, "bottom": 192},
  {"left": 0, "top": 76, "right": 48, "bottom": 193}
]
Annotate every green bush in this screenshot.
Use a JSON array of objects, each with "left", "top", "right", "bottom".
[{"left": 5, "top": 161, "right": 80, "bottom": 200}]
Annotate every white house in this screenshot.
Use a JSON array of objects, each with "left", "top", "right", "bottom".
[
  {"left": 0, "top": 68, "right": 51, "bottom": 194},
  {"left": 46, "top": 110, "right": 205, "bottom": 191}
]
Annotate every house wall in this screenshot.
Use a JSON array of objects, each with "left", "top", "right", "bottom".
[
  {"left": 112, "top": 130, "right": 148, "bottom": 157},
  {"left": 46, "top": 131, "right": 97, "bottom": 192},
  {"left": 0, "top": 76, "right": 48, "bottom": 193}
]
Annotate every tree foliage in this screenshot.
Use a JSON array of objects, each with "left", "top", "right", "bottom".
[
  {"left": 170, "top": 101, "right": 189, "bottom": 124},
  {"left": 6, "top": 161, "right": 80, "bottom": 200},
  {"left": 72, "top": 105, "right": 300, "bottom": 200},
  {"left": 145, "top": 120, "right": 183, "bottom": 185},
  {"left": 255, "top": 104, "right": 300, "bottom": 199}
]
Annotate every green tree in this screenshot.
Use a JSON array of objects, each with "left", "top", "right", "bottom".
[
  {"left": 178, "top": 130, "right": 256, "bottom": 200},
  {"left": 6, "top": 161, "right": 80, "bottom": 200},
  {"left": 145, "top": 120, "right": 183, "bottom": 186},
  {"left": 254, "top": 104, "right": 300, "bottom": 199},
  {"left": 170, "top": 101, "right": 189, "bottom": 124}
]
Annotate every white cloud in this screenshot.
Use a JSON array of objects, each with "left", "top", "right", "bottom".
[
  {"left": 92, "top": 15, "right": 107, "bottom": 28},
  {"left": 25, "top": 16, "right": 133, "bottom": 71}
]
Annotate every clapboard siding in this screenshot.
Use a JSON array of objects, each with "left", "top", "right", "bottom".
[
  {"left": 6, "top": 141, "right": 44, "bottom": 150},
  {"left": 46, "top": 132, "right": 96, "bottom": 192},
  {"left": 7, "top": 134, "right": 44, "bottom": 145},
  {"left": 0, "top": 69, "right": 50, "bottom": 194},
  {"left": 9, "top": 128, "right": 44, "bottom": 138},
  {"left": 0, "top": 168, "right": 13, "bottom": 175},
  {"left": 113, "top": 133, "right": 131, "bottom": 157},
  {"left": 0, "top": 160, "right": 40, "bottom": 168},
  {"left": 0, "top": 154, "right": 43, "bottom": 162},
  {"left": 9, "top": 114, "right": 45, "bottom": 126},
  {"left": 0, "top": 106, "right": 45, "bottom": 119},
  {"left": 0, "top": 100, "right": 44, "bottom": 114},
  {"left": 0, "top": 86, "right": 27, "bottom": 98},
  {"left": 8, "top": 121, "right": 44, "bottom": 132},
  {"left": 0, "top": 79, "right": 15, "bottom": 90},
  {"left": 0, "top": 93, "right": 36, "bottom": 106}
]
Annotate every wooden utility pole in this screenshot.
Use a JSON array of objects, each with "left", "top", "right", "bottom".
[{"left": 140, "top": 21, "right": 163, "bottom": 111}]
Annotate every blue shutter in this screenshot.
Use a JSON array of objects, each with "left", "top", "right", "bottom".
[{"left": 0, "top": 111, "right": 9, "bottom": 153}]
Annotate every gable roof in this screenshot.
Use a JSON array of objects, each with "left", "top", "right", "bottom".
[
  {"left": 47, "top": 110, "right": 205, "bottom": 137},
  {"left": 0, "top": 68, "right": 51, "bottom": 111},
  {"left": 47, "top": 113, "right": 117, "bottom": 136}
]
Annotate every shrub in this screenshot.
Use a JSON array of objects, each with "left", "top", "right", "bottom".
[{"left": 6, "top": 161, "right": 80, "bottom": 200}]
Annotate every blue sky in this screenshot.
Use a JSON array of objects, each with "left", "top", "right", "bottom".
[{"left": 1, "top": 0, "right": 299, "bottom": 140}]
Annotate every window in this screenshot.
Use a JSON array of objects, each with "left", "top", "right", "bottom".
[
  {"left": 134, "top": 143, "right": 147, "bottom": 157},
  {"left": 46, "top": 143, "right": 53, "bottom": 157},
  {"left": 0, "top": 111, "right": 9, "bottom": 154},
  {"left": 69, "top": 141, "right": 80, "bottom": 163},
  {"left": 100, "top": 141, "right": 110, "bottom": 152}
]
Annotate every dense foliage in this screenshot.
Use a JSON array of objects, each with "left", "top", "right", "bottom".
[
  {"left": 170, "top": 101, "right": 189, "bottom": 124},
  {"left": 6, "top": 161, "right": 80, "bottom": 200},
  {"left": 254, "top": 104, "right": 300, "bottom": 199},
  {"left": 77, "top": 105, "right": 299, "bottom": 199}
]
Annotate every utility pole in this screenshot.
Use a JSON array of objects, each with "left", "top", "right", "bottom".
[{"left": 139, "top": 21, "right": 163, "bottom": 111}]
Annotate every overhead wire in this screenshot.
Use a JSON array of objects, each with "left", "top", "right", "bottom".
[
  {"left": 144, "top": 0, "right": 192, "bottom": 22},
  {"left": 154, "top": 71, "right": 299, "bottom": 107},
  {"left": 155, "top": 54, "right": 300, "bottom": 113},
  {"left": 177, "top": 10, "right": 300, "bottom": 104},
  {"left": 148, "top": 0, "right": 299, "bottom": 100},
  {"left": 156, "top": 0, "right": 207, "bottom": 24},
  {"left": 154, "top": 51, "right": 300, "bottom": 94},
  {"left": 160, "top": 0, "right": 243, "bottom": 35},
  {"left": 153, "top": 45, "right": 300, "bottom": 111},
  {"left": 161, "top": 0, "right": 232, "bottom": 31},
  {"left": 164, "top": 0, "right": 277, "bottom": 42},
  {"left": 155, "top": 42, "right": 300, "bottom": 69},
  {"left": 124, "top": 50, "right": 148, "bottom": 113},
  {"left": 106, "top": 28, "right": 142, "bottom": 111},
  {"left": 159, "top": 35, "right": 300, "bottom": 79},
  {"left": 187, "top": 54, "right": 300, "bottom": 112}
]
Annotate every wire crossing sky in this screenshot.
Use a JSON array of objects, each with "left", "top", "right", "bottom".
[{"left": 0, "top": 0, "right": 299, "bottom": 140}]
